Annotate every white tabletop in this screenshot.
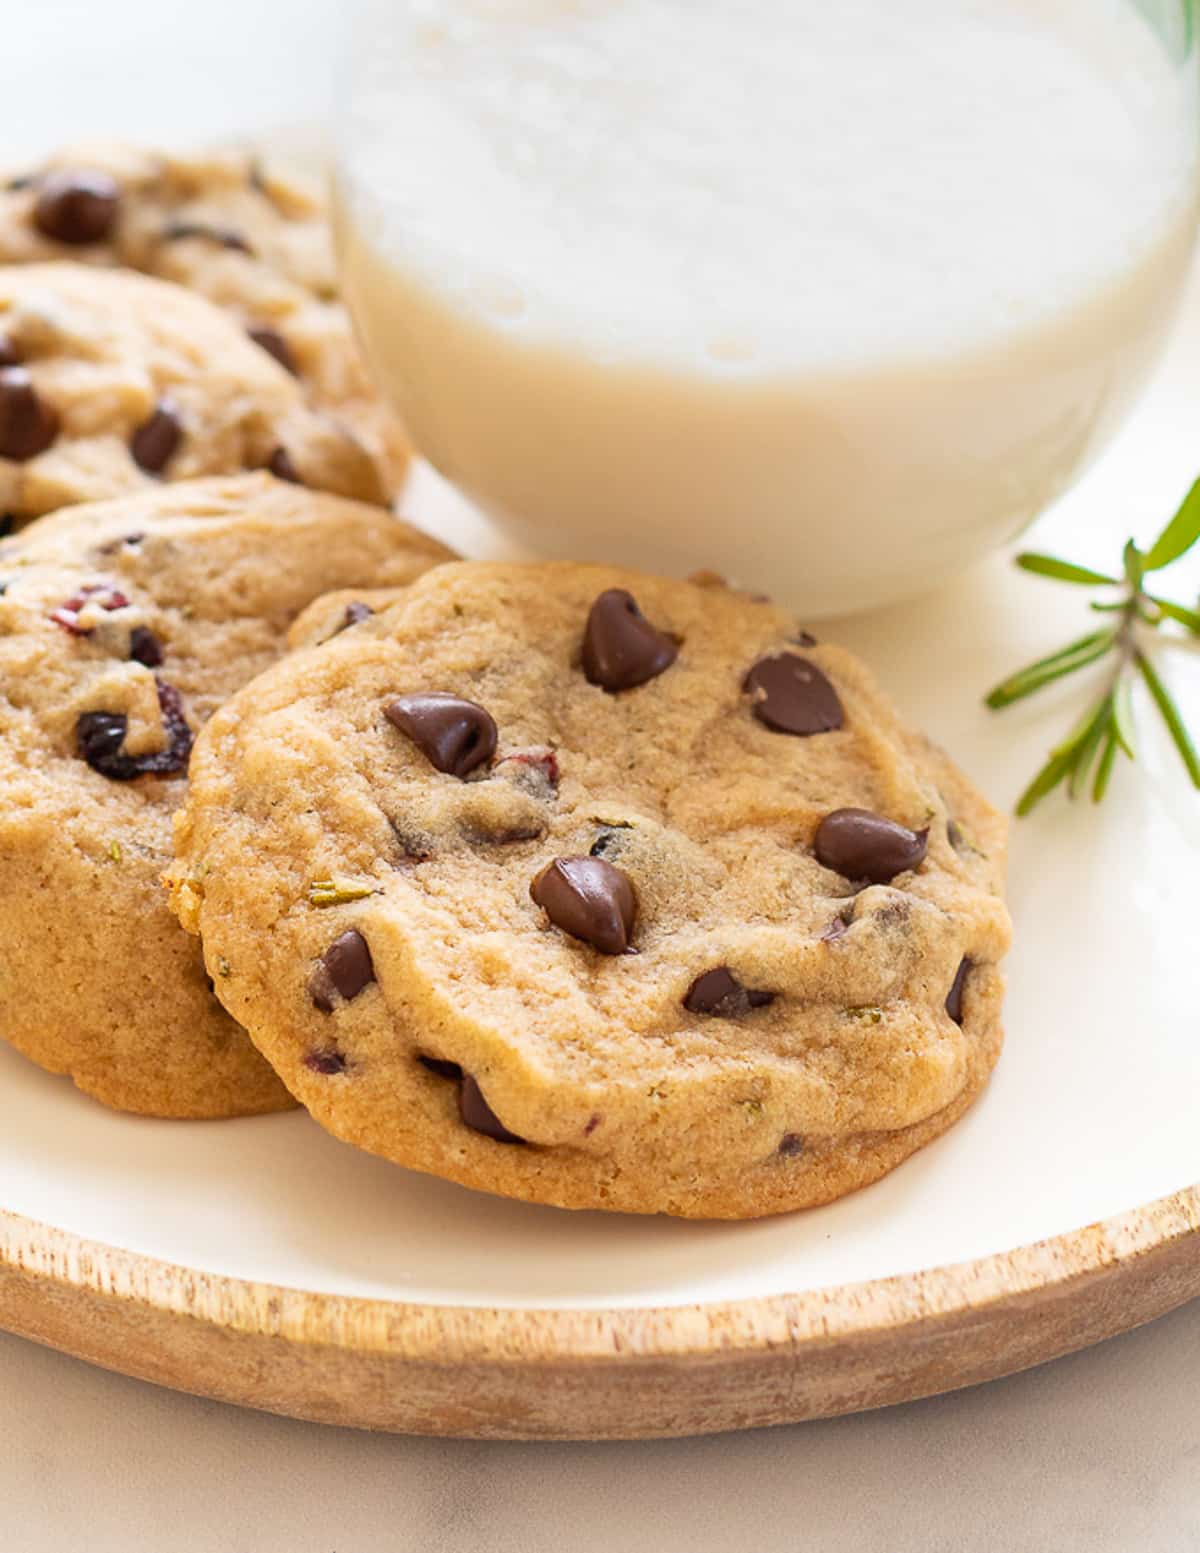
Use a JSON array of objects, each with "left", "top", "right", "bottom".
[{"left": 1, "top": 4, "right": 1197, "bottom": 1546}]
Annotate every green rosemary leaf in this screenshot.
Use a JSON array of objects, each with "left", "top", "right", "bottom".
[
  {"left": 984, "top": 628, "right": 1117, "bottom": 709},
  {"left": 1122, "top": 540, "right": 1145, "bottom": 590},
  {"left": 1141, "top": 476, "right": 1200, "bottom": 572},
  {"left": 1111, "top": 674, "right": 1137, "bottom": 760},
  {"left": 1092, "top": 728, "right": 1120, "bottom": 803},
  {"left": 1068, "top": 698, "right": 1112, "bottom": 800},
  {"left": 1146, "top": 594, "right": 1200, "bottom": 634},
  {"left": 1015, "top": 747, "right": 1078, "bottom": 817},
  {"left": 1015, "top": 552, "right": 1118, "bottom": 587},
  {"left": 1135, "top": 649, "right": 1200, "bottom": 789}
]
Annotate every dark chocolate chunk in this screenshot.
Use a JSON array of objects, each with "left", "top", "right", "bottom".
[
  {"left": 247, "top": 325, "right": 298, "bottom": 375},
  {"left": 128, "top": 625, "right": 164, "bottom": 667},
  {"left": 684, "top": 966, "right": 775, "bottom": 1017},
  {"left": 33, "top": 170, "right": 120, "bottom": 244},
  {"left": 385, "top": 692, "right": 497, "bottom": 778},
  {"left": 161, "top": 219, "right": 253, "bottom": 254},
  {"left": 130, "top": 398, "right": 182, "bottom": 474},
  {"left": 530, "top": 855, "right": 636, "bottom": 955},
  {"left": 266, "top": 445, "right": 301, "bottom": 484},
  {"left": 0, "top": 335, "right": 21, "bottom": 368},
  {"left": 75, "top": 679, "right": 192, "bottom": 780},
  {"left": 321, "top": 929, "right": 375, "bottom": 1002},
  {"left": 419, "top": 1055, "right": 464, "bottom": 1080},
  {"left": 743, "top": 654, "right": 843, "bottom": 735},
  {"left": 813, "top": 808, "right": 928, "bottom": 885},
  {"left": 459, "top": 1075, "right": 526, "bottom": 1144},
  {"left": 582, "top": 588, "right": 678, "bottom": 692},
  {"left": 778, "top": 1132, "right": 805, "bottom": 1158},
  {"left": 305, "top": 1048, "right": 346, "bottom": 1075},
  {"left": 0, "top": 366, "right": 59, "bottom": 460},
  {"left": 946, "top": 959, "right": 971, "bottom": 1025}
]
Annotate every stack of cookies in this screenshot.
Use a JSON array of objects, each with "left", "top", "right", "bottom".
[{"left": 0, "top": 148, "right": 1011, "bottom": 1219}]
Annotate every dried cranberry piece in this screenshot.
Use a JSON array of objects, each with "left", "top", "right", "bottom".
[{"left": 50, "top": 582, "right": 130, "bottom": 634}]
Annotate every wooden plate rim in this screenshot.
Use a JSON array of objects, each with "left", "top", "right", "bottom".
[{"left": 3, "top": 1181, "right": 1197, "bottom": 1360}]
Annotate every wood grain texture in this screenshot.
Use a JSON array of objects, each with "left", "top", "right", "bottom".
[{"left": 0, "top": 1186, "right": 1196, "bottom": 1439}]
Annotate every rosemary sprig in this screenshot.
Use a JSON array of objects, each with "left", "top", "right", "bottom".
[{"left": 985, "top": 476, "right": 1200, "bottom": 815}]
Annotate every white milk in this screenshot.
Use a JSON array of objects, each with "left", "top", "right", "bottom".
[{"left": 337, "top": 0, "right": 1200, "bottom": 613}]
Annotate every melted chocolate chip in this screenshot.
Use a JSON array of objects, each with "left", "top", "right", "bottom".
[
  {"left": 460, "top": 1075, "right": 526, "bottom": 1144},
  {"left": 582, "top": 588, "right": 678, "bottom": 692},
  {"left": 946, "top": 959, "right": 971, "bottom": 1025},
  {"left": 305, "top": 1048, "right": 346, "bottom": 1075},
  {"left": 684, "top": 967, "right": 775, "bottom": 1017},
  {"left": 0, "top": 335, "right": 21, "bottom": 368},
  {"left": 75, "top": 679, "right": 192, "bottom": 780},
  {"left": 419, "top": 1055, "right": 463, "bottom": 1080},
  {"left": 778, "top": 1133, "right": 805, "bottom": 1158},
  {"left": 266, "top": 445, "right": 301, "bottom": 484},
  {"left": 385, "top": 692, "right": 497, "bottom": 778},
  {"left": 247, "top": 325, "right": 298, "bottom": 375},
  {"left": 130, "top": 399, "right": 182, "bottom": 474},
  {"left": 161, "top": 219, "right": 253, "bottom": 254},
  {"left": 322, "top": 929, "right": 375, "bottom": 1001},
  {"left": 813, "top": 808, "right": 928, "bottom": 885},
  {"left": 743, "top": 654, "right": 843, "bottom": 735},
  {"left": 342, "top": 601, "right": 374, "bottom": 629},
  {"left": 33, "top": 170, "right": 120, "bottom": 244},
  {"left": 530, "top": 855, "right": 636, "bottom": 955},
  {"left": 0, "top": 366, "right": 59, "bottom": 460},
  {"left": 128, "top": 625, "right": 164, "bottom": 667}
]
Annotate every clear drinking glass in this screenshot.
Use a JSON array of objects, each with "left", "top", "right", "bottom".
[{"left": 335, "top": 1, "right": 1200, "bottom": 616}]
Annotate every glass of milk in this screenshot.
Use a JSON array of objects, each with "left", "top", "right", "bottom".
[{"left": 336, "top": 0, "right": 1200, "bottom": 616}]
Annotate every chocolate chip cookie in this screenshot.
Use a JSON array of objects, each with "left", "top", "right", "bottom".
[
  {"left": 0, "top": 144, "right": 408, "bottom": 488},
  {"left": 0, "top": 473, "right": 452, "bottom": 1117},
  {"left": 0, "top": 262, "right": 392, "bottom": 525},
  {"left": 168, "top": 562, "right": 1010, "bottom": 1215}
]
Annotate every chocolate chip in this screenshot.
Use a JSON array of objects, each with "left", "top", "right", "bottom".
[
  {"left": 530, "top": 855, "right": 636, "bottom": 955},
  {"left": 128, "top": 625, "right": 164, "bottom": 667},
  {"left": 419, "top": 1055, "right": 463, "bottom": 1080},
  {"left": 305, "top": 1049, "right": 346, "bottom": 1075},
  {"left": 582, "top": 588, "right": 678, "bottom": 692},
  {"left": 0, "top": 366, "right": 59, "bottom": 460},
  {"left": 744, "top": 654, "right": 843, "bottom": 735},
  {"left": 130, "top": 399, "right": 182, "bottom": 474},
  {"left": 684, "top": 967, "right": 775, "bottom": 1017},
  {"left": 385, "top": 692, "right": 497, "bottom": 778},
  {"left": 321, "top": 929, "right": 375, "bottom": 1002},
  {"left": 946, "top": 959, "right": 971, "bottom": 1025},
  {"left": 33, "top": 170, "right": 120, "bottom": 244},
  {"left": 342, "top": 601, "right": 374, "bottom": 628},
  {"left": 778, "top": 1132, "right": 805, "bottom": 1158},
  {"left": 460, "top": 1075, "right": 525, "bottom": 1144},
  {"left": 75, "top": 679, "right": 192, "bottom": 780},
  {"left": 161, "top": 219, "right": 253, "bottom": 254},
  {"left": 0, "top": 335, "right": 21, "bottom": 368},
  {"left": 266, "top": 445, "right": 301, "bottom": 484},
  {"left": 247, "top": 325, "right": 298, "bottom": 375},
  {"left": 813, "top": 808, "right": 928, "bottom": 885}
]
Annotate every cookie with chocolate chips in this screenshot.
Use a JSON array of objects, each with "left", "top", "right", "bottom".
[
  {"left": 0, "top": 143, "right": 409, "bottom": 489},
  {"left": 168, "top": 561, "right": 1010, "bottom": 1215},
  {"left": 0, "top": 263, "right": 393, "bottom": 526},
  {"left": 0, "top": 474, "right": 452, "bottom": 1117}
]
